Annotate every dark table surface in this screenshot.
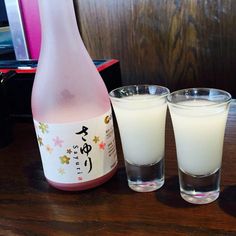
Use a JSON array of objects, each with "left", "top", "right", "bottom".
[{"left": 0, "top": 101, "right": 236, "bottom": 236}]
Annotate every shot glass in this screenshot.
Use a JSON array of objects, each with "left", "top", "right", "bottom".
[
  {"left": 109, "top": 85, "right": 169, "bottom": 192},
  {"left": 167, "top": 88, "right": 231, "bottom": 204}
]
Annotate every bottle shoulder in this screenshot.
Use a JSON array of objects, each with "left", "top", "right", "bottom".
[{"left": 31, "top": 63, "right": 111, "bottom": 123}]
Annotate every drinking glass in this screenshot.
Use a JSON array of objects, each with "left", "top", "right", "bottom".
[
  {"left": 109, "top": 85, "right": 169, "bottom": 192},
  {"left": 167, "top": 88, "right": 231, "bottom": 204}
]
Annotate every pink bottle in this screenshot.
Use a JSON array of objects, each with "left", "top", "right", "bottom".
[{"left": 31, "top": 0, "right": 118, "bottom": 191}]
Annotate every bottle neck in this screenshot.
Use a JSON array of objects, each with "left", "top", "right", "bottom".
[{"left": 38, "top": 0, "right": 83, "bottom": 51}]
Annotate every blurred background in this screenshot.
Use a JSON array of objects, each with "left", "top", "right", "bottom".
[
  {"left": 1, "top": 0, "right": 236, "bottom": 96},
  {"left": 0, "top": 0, "right": 14, "bottom": 60}
]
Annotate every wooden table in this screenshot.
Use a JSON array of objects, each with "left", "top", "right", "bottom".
[{"left": 0, "top": 102, "right": 236, "bottom": 236}]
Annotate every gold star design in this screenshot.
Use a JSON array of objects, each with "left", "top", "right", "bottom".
[
  {"left": 60, "top": 155, "right": 70, "bottom": 164},
  {"left": 45, "top": 144, "right": 53, "bottom": 154},
  {"left": 58, "top": 168, "right": 65, "bottom": 175},
  {"left": 39, "top": 122, "right": 48, "bottom": 134},
  {"left": 93, "top": 136, "right": 100, "bottom": 144},
  {"left": 37, "top": 135, "right": 43, "bottom": 146}
]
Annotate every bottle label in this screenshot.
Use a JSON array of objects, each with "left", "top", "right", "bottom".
[{"left": 33, "top": 109, "right": 117, "bottom": 184}]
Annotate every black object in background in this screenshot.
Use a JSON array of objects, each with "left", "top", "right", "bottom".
[{"left": 0, "top": 71, "right": 15, "bottom": 147}]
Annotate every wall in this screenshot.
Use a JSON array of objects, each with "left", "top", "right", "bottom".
[{"left": 74, "top": 0, "right": 236, "bottom": 96}]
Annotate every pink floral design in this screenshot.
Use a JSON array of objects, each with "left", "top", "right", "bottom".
[
  {"left": 99, "top": 141, "right": 106, "bottom": 150},
  {"left": 53, "top": 136, "right": 64, "bottom": 147}
]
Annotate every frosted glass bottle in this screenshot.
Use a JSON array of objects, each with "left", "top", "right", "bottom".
[{"left": 31, "top": 0, "right": 118, "bottom": 191}]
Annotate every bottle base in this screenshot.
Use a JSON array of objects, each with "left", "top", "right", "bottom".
[{"left": 46, "top": 165, "right": 118, "bottom": 191}]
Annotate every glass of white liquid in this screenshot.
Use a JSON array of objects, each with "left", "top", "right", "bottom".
[
  {"left": 109, "top": 85, "right": 169, "bottom": 192},
  {"left": 167, "top": 88, "right": 231, "bottom": 204}
]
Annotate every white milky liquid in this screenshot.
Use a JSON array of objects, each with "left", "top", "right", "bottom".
[
  {"left": 112, "top": 94, "right": 167, "bottom": 165},
  {"left": 169, "top": 100, "right": 229, "bottom": 176}
]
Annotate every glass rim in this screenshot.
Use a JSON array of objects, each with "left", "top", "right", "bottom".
[
  {"left": 167, "top": 87, "right": 232, "bottom": 108},
  {"left": 109, "top": 84, "right": 170, "bottom": 102}
]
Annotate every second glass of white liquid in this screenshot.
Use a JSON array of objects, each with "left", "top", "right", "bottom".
[
  {"left": 168, "top": 88, "right": 231, "bottom": 204},
  {"left": 109, "top": 85, "right": 169, "bottom": 192}
]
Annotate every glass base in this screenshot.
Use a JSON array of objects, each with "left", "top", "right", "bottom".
[
  {"left": 179, "top": 168, "right": 220, "bottom": 204},
  {"left": 125, "top": 158, "right": 164, "bottom": 192},
  {"left": 128, "top": 179, "right": 164, "bottom": 192},
  {"left": 180, "top": 191, "right": 219, "bottom": 205}
]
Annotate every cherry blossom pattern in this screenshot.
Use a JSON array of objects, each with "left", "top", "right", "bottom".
[
  {"left": 60, "top": 155, "right": 70, "bottom": 164},
  {"left": 93, "top": 136, "right": 100, "bottom": 144},
  {"left": 45, "top": 144, "right": 53, "bottom": 154},
  {"left": 38, "top": 122, "right": 49, "bottom": 134},
  {"left": 99, "top": 141, "right": 106, "bottom": 150},
  {"left": 58, "top": 168, "right": 65, "bottom": 175},
  {"left": 53, "top": 136, "right": 64, "bottom": 147},
  {"left": 67, "top": 148, "right": 72, "bottom": 154},
  {"left": 37, "top": 135, "right": 43, "bottom": 146}
]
